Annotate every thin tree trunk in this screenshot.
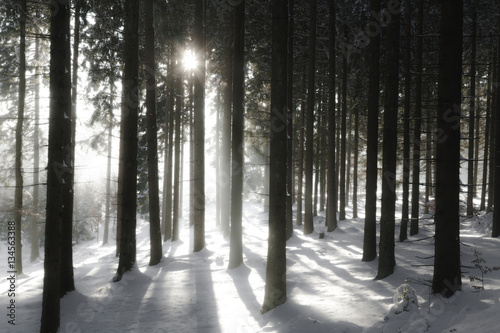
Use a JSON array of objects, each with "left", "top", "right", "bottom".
[
  {"left": 339, "top": 44, "right": 347, "bottom": 221},
  {"left": 193, "top": 0, "right": 206, "bottom": 252},
  {"left": 466, "top": 0, "right": 477, "bottom": 218},
  {"left": 14, "top": 0, "right": 27, "bottom": 276},
  {"left": 163, "top": 56, "right": 175, "bottom": 241},
  {"left": 103, "top": 103, "right": 113, "bottom": 246},
  {"left": 221, "top": 12, "right": 233, "bottom": 238},
  {"left": 400, "top": 1, "right": 411, "bottom": 242},
  {"left": 362, "top": 0, "right": 381, "bottom": 262},
  {"left": 262, "top": 0, "right": 288, "bottom": 313},
  {"left": 172, "top": 69, "right": 182, "bottom": 242},
  {"left": 492, "top": 6, "right": 500, "bottom": 237},
  {"left": 228, "top": 0, "right": 245, "bottom": 268},
  {"left": 326, "top": 0, "right": 337, "bottom": 232},
  {"left": 286, "top": 0, "right": 294, "bottom": 240},
  {"left": 304, "top": 0, "right": 316, "bottom": 235},
  {"left": 411, "top": 0, "right": 424, "bottom": 235},
  {"left": 432, "top": 0, "right": 463, "bottom": 296},
  {"left": 353, "top": 96, "right": 359, "bottom": 218},
  {"left": 31, "top": 27, "right": 41, "bottom": 262},
  {"left": 145, "top": 0, "right": 162, "bottom": 265},
  {"left": 480, "top": 63, "right": 492, "bottom": 211},
  {"left": 296, "top": 70, "right": 306, "bottom": 227}
]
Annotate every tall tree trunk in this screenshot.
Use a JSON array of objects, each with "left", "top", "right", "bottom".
[
  {"left": 296, "top": 70, "right": 306, "bottom": 227},
  {"left": 400, "top": 1, "right": 411, "bottom": 242},
  {"left": 31, "top": 28, "right": 41, "bottom": 262},
  {"left": 221, "top": 12, "right": 233, "bottom": 238},
  {"left": 362, "top": 0, "right": 381, "bottom": 262},
  {"left": 480, "top": 64, "right": 492, "bottom": 211},
  {"left": 172, "top": 68, "right": 182, "bottom": 242},
  {"left": 339, "top": 47, "right": 347, "bottom": 221},
  {"left": 41, "top": 0, "right": 71, "bottom": 330},
  {"left": 216, "top": 93, "right": 221, "bottom": 226},
  {"left": 304, "top": 0, "right": 316, "bottom": 235},
  {"left": 103, "top": 100, "right": 113, "bottom": 246},
  {"left": 262, "top": 0, "right": 288, "bottom": 313},
  {"left": 193, "top": 0, "right": 206, "bottom": 252},
  {"left": 410, "top": 0, "right": 424, "bottom": 234},
  {"left": 352, "top": 96, "right": 359, "bottom": 219},
  {"left": 286, "top": 0, "right": 295, "bottom": 240},
  {"left": 163, "top": 55, "right": 175, "bottom": 241},
  {"left": 145, "top": 0, "right": 162, "bottom": 265},
  {"left": 432, "top": 0, "right": 463, "bottom": 297},
  {"left": 14, "top": 0, "right": 27, "bottom": 274},
  {"left": 114, "top": 0, "right": 139, "bottom": 281},
  {"left": 376, "top": 5, "right": 400, "bottom": 280},
  {"left": 228, "top": 0, "right": 245, "bottom": 268},
  {"left": 466, "top": 0, "right": 477, "bottom": 218},
  {"left": 492, "top": 6, "right": 500, "bottom": 237},
  {"left": 326, "top": 0, "right": 337, "bottom": 232}
]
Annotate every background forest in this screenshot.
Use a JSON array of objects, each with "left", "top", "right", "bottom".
[{"left": 1, "top": 0, "right": 500, "bottom": 332}]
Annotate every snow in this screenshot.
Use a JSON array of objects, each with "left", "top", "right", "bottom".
[{"left": 1, "top": 201, "right": 500, "bottom": 332}]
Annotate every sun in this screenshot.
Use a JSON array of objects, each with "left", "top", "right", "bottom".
[{"left": 182, "top": 49, "right": 198, "bottom": 71}]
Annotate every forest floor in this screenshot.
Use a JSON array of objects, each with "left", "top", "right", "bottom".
[{"left": 1, "top": 199, "right": 500, "bottom": 332}]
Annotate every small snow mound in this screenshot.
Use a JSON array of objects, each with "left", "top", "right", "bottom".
[{"left": 392, "top": 284, "right": 419, "bottom": 314}]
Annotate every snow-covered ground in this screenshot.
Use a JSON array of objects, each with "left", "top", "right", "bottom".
[{"left": 1, "top": 200, "right": 500, "bottom": 332}]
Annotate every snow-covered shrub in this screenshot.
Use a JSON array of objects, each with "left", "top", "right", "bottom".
[{"left": 393, "top": 284, "right": 419, "bottom": 314}]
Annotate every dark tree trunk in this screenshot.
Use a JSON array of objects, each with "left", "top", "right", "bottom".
[
  {"left": 362, "top": 0, "right": 381, "bottom": 262},
  {"left": 466, "top": 0, "right": 477, "bottom": 218},
  {"left": 339, "top": 47, "right": 347, "bottom": 221},
  {"left": 376, "top": 6, "right": 400, "bottom": 280},
  {"left": 400, "top": 1, "right": 411, "bottom": 242},
  {"left": 228, "top": 0, "right": 245, "bottom": 268},
  {"left": 296, "top": 69, "right": 306, "bottom": 227},
  {"left": 262, "top": 0, "right": 288, "bottom": 313},
  {"left": 172, "top": 69, "right": 182, "bottom": 242},
  {"left": 221, "top": 12, "right": 233, "bottom": 238},
  {"left": 326, "top": 0, "right": 337, "bottom": 232},
  {"left": 14, "top": 0, "right": 27, "bottom": 275},
  {"left": 41, "top": 1, "right": 71, "bottom": 331},
  {"left": 163, "top": 55, "right": 175, "bottom": 241},
  {"left": 480, "top": 64, "right": 492, "bottom": 211},
  {"left": 304, "top": 0, "right": 316, "bottom": 235},
  {"left": 144, "top": 0, "right": 162, "bottom": 265},
  {"left": 493, "top": 6, "right": 500, "bottom": 237},
  {"left": 103, "top": 99, "right": 113, "bottom": 246},
  {"left": 410, "top": 0, "right": 424, "bottom": 234},
  {"left": 432, "top": 0, "right": 463, "bottom": 297},
  {"left": 114, "top": 0, "right": 139, "bottom": 281},
  {"left": 353, "top": 96, "right": 359, "bottom": 218},
  {"left": 286, "top": 0, "right": 294, "bottom": 240},
  {"left": 31, "top": 27, "right": 41, "bottom": 262},
  {"left": 193, "top": 0, "right": 206, "bottom": 252}
]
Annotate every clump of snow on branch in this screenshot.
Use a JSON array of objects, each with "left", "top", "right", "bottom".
[{"left": 392, "top": 283, "right": 419, "bottom": 314}]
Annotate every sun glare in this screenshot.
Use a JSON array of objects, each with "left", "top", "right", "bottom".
[{"left": 182, "top": 49, "right": 197, "bottom": 71}]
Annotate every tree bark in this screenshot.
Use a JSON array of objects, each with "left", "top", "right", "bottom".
[
  {"left": 304, "top": 0, "right": 316, "bottom": 235},
  {"left": 31, "top": 26, "right": 41, "bottom": 262},
  {"left": 326, "top": 0, "right": 337, "bottom": 232},
  {"left": 286, "top": 0, "right": 295, "bottom": 240},
  {"left": 376, "top": 5, "right": 400, "bottom": 280},
  {"left": 41, "top": 1, "right": 71, "bottom": 330},
  {"left": 163, "top": 55, "right": 175, "bottom": 241},
  {"left": 14, "top": 0, "right": 27, "bottom": 275},
  {"left": 410, "top": 0, "right": 424, "bottom": 234},
  {"left": 172, "top": 67, "right": 182, "bottom": 242},
  {"left": 362, "top": 0, "right": 381, "bottom": 262},
  {"left": 144, "top": 0, "right": 162, "bottom": 265},
  {"left": 466, "top": 0, "right": 477, "bottom": 218},
  {"left": 228, "top": 0, "right": 245, "bottom": 268},
  {"left": 262, "top": 0, "right": 288, "bottom": 313},
  {"left": 114, "top": 0, "right": 139, "bottom": 281},
  {"left": 432, "top": 0, "right": 463, "bottom": 297},
  {"left": 400, "top": 1, "right": 411, "bottom": 242},
  {"left": 193, "top": 0, "right": 206, "bottom": 252}
]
